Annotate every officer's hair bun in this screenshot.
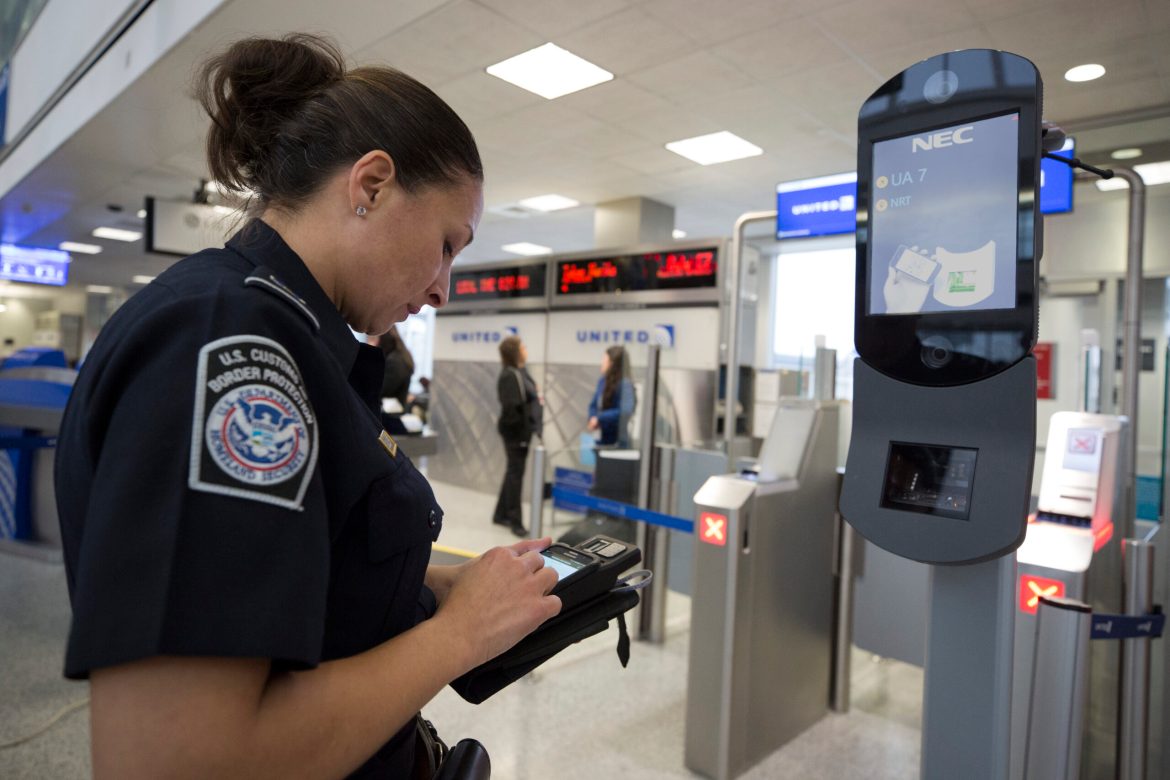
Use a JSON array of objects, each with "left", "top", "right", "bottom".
[
  {"left": 196, "top": 34, "right": 345, "bottom": 201},
  {"left": 195, "top": 32, "right": 482, "bottom": 216}
]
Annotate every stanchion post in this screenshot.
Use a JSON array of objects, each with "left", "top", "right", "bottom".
[
  {"left": 831, "top": 496, "right": 854, "bottom": 713},
  {"left": 1119, "top": 536, "right": 1155, "bottom": 780},
  {"left": 1025, "top": 595, "right": 1092, "bottom": 780},
  {"left": 637, "top": 346, "right": 665, "bottom": 643},
  {"left": 528, "top": 443, "right": 545, "bottom": 540}
]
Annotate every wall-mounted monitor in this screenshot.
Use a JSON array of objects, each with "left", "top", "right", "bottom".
[
  {"left": 0, "top": 244, "right": 70, "bottom": 286},
  {"left": 776, "top": 172, "right": 858, "bottom": 239},
  {"left": 1039, "top": 137, "right": 1074, "bottom": 215}
]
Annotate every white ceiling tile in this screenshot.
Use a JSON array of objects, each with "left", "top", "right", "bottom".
[
  {"left": 981, "top": 0, "right": 1147, "bottom": 62},
  {"left": 355, "top": 0, "right": 543, "bottom": 86},
  {"left": 709, "top": 17, "right": 852, "bottom": 81},
  {"left": 627, "top": 50, "right": 756, "bottom": 105},
  {"left": 814, "top": 0, "right": 983, "bottom": 60},
  {"left": 209, "top": 0, "right": 447, "bottom": 56},
  {"left": 552, "top": 79, "right": 674, "bottom": 123},
  {"left": 639, "top": 0, "right": 830, "bottom": 45},
  {"left": 475, "top": 0, "right": 631, "bottom": 38},
  {"left": 556, "top": 8, "right": 696, "bottom": 76},
  {"left": 607, "top": 147, "right": 697, "bottom": 177},
  {"left": 436, "top": 71, "right": 545, "bottom": 124}
]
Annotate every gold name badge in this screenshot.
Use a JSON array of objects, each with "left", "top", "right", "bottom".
[{"left": 378, "top": 430, "right": 398, "bottom": 458}]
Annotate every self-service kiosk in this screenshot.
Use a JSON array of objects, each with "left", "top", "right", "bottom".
[
  {"left": 1011, "top": 412, "right": 1126, "bottom": 779},
  {"left": 839, "top": 49, "right": 1043, "bottom": 777},
  {"left": 686, "top": 399, "right": 840, "bottom": 780}
]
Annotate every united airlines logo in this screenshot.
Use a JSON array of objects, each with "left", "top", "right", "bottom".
[
  {"left": 452, "top": 325, "right": 518, "bottom": 343},
  {"left": 790, "top": 194, "right": 855, "bottom": 216},
  {"left": 576, "top": 324, "right": 675, "bottom": 348}
]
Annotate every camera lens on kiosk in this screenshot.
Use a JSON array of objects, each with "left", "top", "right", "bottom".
[{"left": 921, "top": 336, "right": 953, "bottom": 368}]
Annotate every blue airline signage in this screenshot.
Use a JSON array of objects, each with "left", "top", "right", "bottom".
[
  {"left": 450, "top": 325, "right": 518, "bottom": 343},
  {"left": 777, "top": 143, "right": 1076, "bottom": 239},
  {"left": 576, "top": 324, "right": 675, "bottom": 349},
  {"left": 776, "top": 172, "right": 857, "bottom": 239},
  {"left": 1039, "top": 138, "right": 1074, "bottom": 215},
  {"left": 0, "top": 245, "right": 70, "bottom": 286}
]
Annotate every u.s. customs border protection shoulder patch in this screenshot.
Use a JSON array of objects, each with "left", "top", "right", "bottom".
[{"left": 189, "top": 335, "right": 318, "bottom": 510}]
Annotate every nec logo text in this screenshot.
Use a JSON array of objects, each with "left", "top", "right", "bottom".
[{"left": 911, "top": 126, "right": 973, "bottom": 153}]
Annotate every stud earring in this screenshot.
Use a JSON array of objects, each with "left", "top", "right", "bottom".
[{"left": 355, "top": 206, "right": 368, "bottom": 217}]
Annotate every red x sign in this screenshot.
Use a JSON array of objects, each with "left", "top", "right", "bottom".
[
  {"left": 1019, "top": 574, "right": 1066, "bottom": 615},
  {"left": 1069, "top": 431, "right": 1097, "bottom": 454},
  {"left": 699, "top": 512, "right": 728, "bottom": 546}
]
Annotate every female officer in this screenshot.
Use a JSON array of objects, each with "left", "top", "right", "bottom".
[{"left": 54, "top": 34, "right": 560, "bottom": 779}]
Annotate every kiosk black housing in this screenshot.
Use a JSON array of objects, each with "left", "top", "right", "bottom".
[
  {"left": 841, "top": 50, "right": 1041, "bottom": 565},
  {"left": 854, "top": 49, "right": 1042, "bottom": 387}
]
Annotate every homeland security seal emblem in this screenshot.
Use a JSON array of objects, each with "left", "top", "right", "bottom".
[{"left": 189, "top": 335, "right": 317, "bottom": 509}]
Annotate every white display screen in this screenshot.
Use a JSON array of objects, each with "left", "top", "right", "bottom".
[
  {"left": 542, "top": 554, "right": 584, "bottom": 581},
  {"left": 869, "top": 113, "right": 1019, "bottom": 315}
]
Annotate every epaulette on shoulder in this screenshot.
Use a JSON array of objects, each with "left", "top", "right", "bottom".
[{"left": 244, "top": 269, "right": 321, "bottom": 332}]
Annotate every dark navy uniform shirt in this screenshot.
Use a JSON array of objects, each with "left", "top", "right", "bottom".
[{"left": 55, "top": 220, "right": 443, "bottom": 778}]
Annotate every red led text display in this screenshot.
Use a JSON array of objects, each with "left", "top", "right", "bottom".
[
  {"left": 556, "top": 248, "right": 718, "bottom": 295},
  {"left": 450, "top": 264, "right": 547, "bottom": 303}
]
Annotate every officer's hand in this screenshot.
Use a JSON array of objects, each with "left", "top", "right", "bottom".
[{"left": 437, "top": 542, "right": 562, "bottom": 669}]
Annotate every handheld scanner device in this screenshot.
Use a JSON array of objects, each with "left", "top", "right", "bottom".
[
  {"left": 542, "top": 535, "right": 642, "bottom": 612},
  {"left": 855, "top": 49, "right": 1042, "bottom": 386}
]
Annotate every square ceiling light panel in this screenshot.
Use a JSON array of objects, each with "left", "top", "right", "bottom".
[
  {"left": 502, "top": 242, "right": 552, "bottom": 256},
  {"left": 666, "top": 131, "right": 764, "bottom": 166},
  {"left": 518, "top": 194, "right": 579, "bottom": 211},
  {"left": 487, "top": 43, "right": 613, "bottom": 100}
]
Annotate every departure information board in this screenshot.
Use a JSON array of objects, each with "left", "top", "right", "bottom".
[
  {"left": 556, "top": 247, "right": 718, "bottom": 295},
  {"left": 450, "top": 264, "right": 547, "bottom": 303}
]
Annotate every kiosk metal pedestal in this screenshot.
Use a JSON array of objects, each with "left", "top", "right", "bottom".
[{"left": 685, "top": 402, "right": 839, "bottom": 780}]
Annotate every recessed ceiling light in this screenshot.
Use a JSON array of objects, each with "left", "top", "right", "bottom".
[
  {"left": 92, "top": 227, "right": 142, "bottom": 242},
  {"left": 136, "top": 208, "right": 147, "bottom": 219},
  {"left": 501, "top": 242, "right": 552, "bottom": 256},
  {"left": 59, "top": 241, "right": 103, "bottom": 254},
  {"left": 1111, "top": 148, "right": 1143, "bottom": 160},
  {"left": 132, "top": 275, "right": 156, "bottom": 285},
  {"left": 1095, "top": 178, "right": 1128, "bottom": 192},
  {"left": 0, "top": 304, "right": 7, "bottom": 313},
  {"left": 486, "top": 43, "right": 613, "bottom": 100},
  {"left": 672, "top": 229, "right": 687, "bottom": 239},
  {"left": 86, "top": 285, "right": 114, "bottom": 294},
  {"left": 665, "top": 131, "right": 764, "bottom": 166},
  {"left": 1064, "top": 64, "right": 1105, "bottom": 82},
  {"left": 518, "top": 194, "right": 579, "bottom": 212}
]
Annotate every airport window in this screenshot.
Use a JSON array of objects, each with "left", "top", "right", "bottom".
[{"left": 771, "top": 243, "right": 856, "bottom": 399}]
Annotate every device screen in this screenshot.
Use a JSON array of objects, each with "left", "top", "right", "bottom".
[
  {"left": 541, "top": 549, "right": 587, "bottom": 581},
  {"left": 868, "top": 113, "right": 1019, "bottom": 316}
]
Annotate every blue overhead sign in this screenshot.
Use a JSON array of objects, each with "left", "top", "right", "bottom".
[
  {"left": 776, "top": 172, "right": 857, "bottom": 239},
  {"left": 1040, "top": 138, "right": 1075, "bottom": 215},
  {"left": 0, "top": 245, "right": 71, "bottom": 286}
]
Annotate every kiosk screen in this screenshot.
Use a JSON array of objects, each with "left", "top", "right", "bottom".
[
  {"left": 868, "top": 113, "right": 1019, "bottom": 316},
  {"left": 881, "top": 443, "right": 978, "bottom": 521}
]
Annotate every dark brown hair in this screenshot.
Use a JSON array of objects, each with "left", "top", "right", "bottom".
[
  {"left": 195, "top": 34, "right": 482, "bottom": 214},
  {"left": 378, "top": 328, "right": 415, "bottom": 374},
  {"left": 601, "top": 345, "right": 629, "bottom": 408},
  {"left": 499, "top": 335, "right": 523, "bottom": 369}
]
